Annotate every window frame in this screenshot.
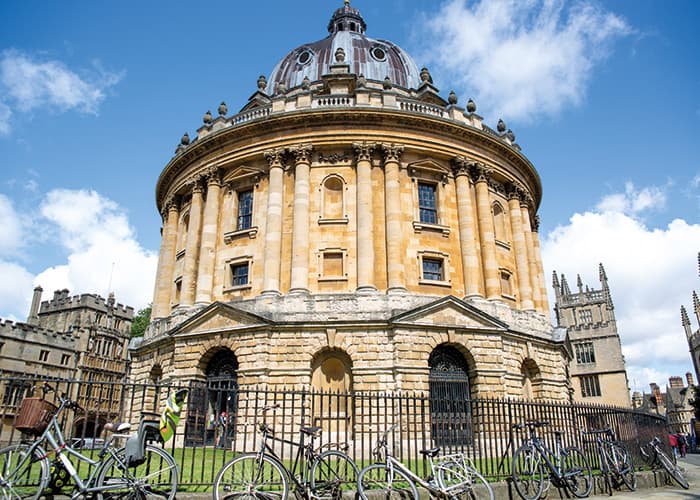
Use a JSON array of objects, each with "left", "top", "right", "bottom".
[
  {"left": 574, "top": 342, "right": 596, "bottom": 365},
  {"left": 224, "top": 256, "right": 254, "bottom": 292},
  {"left": 224, "top": 185, "right": 258, "bottom": 242},
  {"left": 318, "top": 174, "right": 349, "bottom": 225},
  {"left": 580, "top": 374, "right": 602, "bottom": 398},
  {"left": 417, "top": 250, "right": 451, "bottom": 287},
  {"left": 409, "top": 166, "right": 451, "bottom": 237},
  {"left": 317, "top": 248, "right": 348, "bottom": 282}
]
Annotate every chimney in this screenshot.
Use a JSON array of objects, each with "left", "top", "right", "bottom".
[
  {"left": 669, "top": 376, "right": 684, "bottom": 389},
  {"left": 27, "top": 286, "right": 43, "bottom": 325},
  {"left": 687, "top": 372, "right": 695, "bottom": 387},
  {"left": 631, "top": 391, "right": 642, "bottom": 409},
  {"left": 650, "top": 383, "right": 663, "bottom": 406}
]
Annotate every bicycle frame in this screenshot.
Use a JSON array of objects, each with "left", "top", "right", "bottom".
[{"left": 522, "top": 427, "right": 573, "bottom": 482}]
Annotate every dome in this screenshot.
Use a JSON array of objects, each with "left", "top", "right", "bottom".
[{"left": 267, "top": 1, "right": 422, "bottom": 94}]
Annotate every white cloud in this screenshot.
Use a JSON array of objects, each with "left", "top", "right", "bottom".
[
  {"left": 542, "top": 188, "right": 700, "bottom": 394},
  {"left": 418, "top": 0, "right": 630, "bottom": 121},
  {"left": 0, "top": 50, "right": 123, "bottom": 133},
  {"left": 596, "top": 182, "right": 666, "bottom": 215},
  {"left": 0, "top": 193, "right": 24, "bottom": 256},
  {"left": 0, "top": 189, "right": 157, "bottom": 320},
  {"left": 0, "top": 260, "right": 34, "bottom": 322}
]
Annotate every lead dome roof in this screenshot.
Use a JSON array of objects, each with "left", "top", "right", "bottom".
[{"left": 267, "top": 1, "right": 422, "bottom": 94}]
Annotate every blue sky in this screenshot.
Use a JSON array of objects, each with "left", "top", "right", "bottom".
[{"left": 1, "top": 0, "right": 699, "bottom": 393}]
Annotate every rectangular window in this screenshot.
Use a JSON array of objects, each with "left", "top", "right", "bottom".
[
  {"left": 575, "top": 342, "right": 596, "bottom": 364},
  {"left": 60, "top": 353, "right": 71, "bottom": 365},
  {"left": 173, "top": 278, "right": 182, "bottom": 305},
  {"left": 323, "top": 252, "right": 343, "bottom": 277},
  {"left": 237, "top": 190, "right": 254, "bottom": 230},
  {"left": 422, "top": 258, "right": 443, "bottom": 281},
  {"left": 578, "top": 309, "right": 593, "bottom": 324},
  {"left": 580, "top": 374, "right": 601, "bottom": 397},
  {"left": 39, "top": 349, "right": 49, "bottom": 362},
  {"left": 231, "top": 262, "right": 250, "bottom": 287},
  {"left": 418, "top": 182, "right": 438, "bottom": 224}
]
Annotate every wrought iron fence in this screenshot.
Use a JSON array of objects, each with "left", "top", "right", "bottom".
[{"left": 0, "top": 376, "right": 669, "bottom": 488}]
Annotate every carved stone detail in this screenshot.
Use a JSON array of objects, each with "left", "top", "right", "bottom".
[
  {"left": 353, "top": 142, "right": 375, "bottom": 163},
  {"left": 264, "top": 148, "right": 286, "bottom": 169},
  {"left": 318, "top": 152, "right": 350, "bottom": 164},
  {"left": 205, "top": 167, "right": 222, "bottom": 186},
  {"left": 450, "top": 156, "right": 472, "bottom": 177},
  {"left": 381, "top": 143, "right": 404, "bottom": 163},
  {"left": 469, "top": 162, "right": 493, "bottom": 183},
  {"left": 289, "top": 144, "right": 314, "bottom": 164}
]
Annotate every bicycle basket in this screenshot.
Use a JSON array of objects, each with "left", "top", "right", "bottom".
[{"left": 15, "top": 397, "right": 57, "bottom": 436}]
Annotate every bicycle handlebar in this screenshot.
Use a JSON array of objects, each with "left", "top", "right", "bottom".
[
  {"left": 42, "top": 383, "right": 84, "bottom": 413},
  {"left": 512, "top": 420, "right": 549, "bottom": 430}
]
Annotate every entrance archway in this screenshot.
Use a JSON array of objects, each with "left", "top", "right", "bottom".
[{"left": 429, "top": 345, "right": 472, "bottom": 447}]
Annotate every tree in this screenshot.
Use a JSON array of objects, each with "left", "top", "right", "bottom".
[{"left": 130, "top": 306, "right": 151, "bottom": 337}]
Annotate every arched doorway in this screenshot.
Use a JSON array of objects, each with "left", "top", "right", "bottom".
[
  {"left": 311, "top": 350, "right": 353, "bottom": 435},
  {"left": 186, "top": 349, "right": 239, "bottom": 446},
  {"left": 521, "top": 358, "right": 542, "bottom": 400},
  {"left": 429, "top": 345, "right": 472, "bottom": 447}
]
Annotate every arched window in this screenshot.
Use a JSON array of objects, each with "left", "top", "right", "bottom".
[
  {"left": 149, "top": 364, "right": 163, "bottom": 384},
  {"left": 429, "top": 345, "right": 472, "bottom": 446},
  {"left": 311, "top": 350, "right": 353, "bottom": 433},
  {"left": 321, "top": 175, "right": 345, "bottom": 220},
  {"left": 493, "top": 202, "right": 507, "bottom": 243},
  {"left": 521, "top": 358, "right": 542, "bottom": 400}
]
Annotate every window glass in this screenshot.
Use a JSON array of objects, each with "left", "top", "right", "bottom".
[
  {"left": 575, "top": 342, "right": 596, "bottom": 364},
  {"left": 231, "top": 263, "right": 249, "bottom": 286},
  {"left": 237, "top": 190, "right": 253, "bottom": 230},
  {"left": 580, "top": 374, "right": 601, "bottom": 397},
  {"left": 423, "top": 258, "right": 443, "bottom": 281},
  {"left": 418, "top": 182, "right": 437, "bottom": 224}
]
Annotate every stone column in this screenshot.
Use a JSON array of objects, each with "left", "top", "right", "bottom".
[
  {"left": 152, "top": 199, "right": 179, "bottom": 318},
  {"left": 354, "top": 142, "right": 376, "bottom": 292},
  {"left": 195, "top": 169, "right": 223, "bottom": 304},
  {"left": 262, "top": 149, "right": 285, "bottom": 296},
  {"left": 507, "top": 184, "right": 534, "bottom": 310},
  {"left": 382, "top": 143, "right": 406, "bottom": 293},
  {"left": 289, "top": 144, "right": 313, "bottom": 294},
  {"left": 532, "top": 216, "right": 550, "bottom": 314},
  {"left": 452, "top": 157, "right": 481, "bottom": 298},
  {"left": 472, "top": 164, "right": 500, "bottom": 300},
  {"left": 521, "top": 201, "right": 543, "bottom": 312},
  {"left": 181, "top": 178, "right": 203, "bottom": 306}
]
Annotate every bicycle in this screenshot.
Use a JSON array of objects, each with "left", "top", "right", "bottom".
[
  {"left": 357, "top": 423, "right": 494, "bottom": 500},
  {"left": 213, "top": 403, "right": 359, "bottom": 500},
  {"left": 0, "top": 383, "right": 178, "bottom": 500},
  {"left": 639, "top": 436, "right": 689, "bottom": 489},
  {"left": 582, "top": 427, "right": 635, "bottom": 495},
  {"left": 511, "top": 421, "right": 592, "bottom": 500}
]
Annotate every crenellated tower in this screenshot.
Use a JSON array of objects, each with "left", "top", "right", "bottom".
[{"left": 553, "top": 263, "right": 630, "bottom": 406}]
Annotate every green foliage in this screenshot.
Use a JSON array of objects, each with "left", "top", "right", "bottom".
[
  {"left": 690, "top": 385, "right": 700, "bottom": 420},
  {"left": 130, "top": 306, "right": 151, "bottom": 337}
]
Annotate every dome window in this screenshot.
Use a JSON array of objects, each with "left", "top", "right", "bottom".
[
  {"left": 297, "top": 49, "right": 313, "bottom": 66},
  {"left": 370, "top": 45, "right": 387, "bottom": 62}
]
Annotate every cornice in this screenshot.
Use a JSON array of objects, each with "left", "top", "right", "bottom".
[{"left": 156, "top": 108, "right": 543, "bottom": 212}]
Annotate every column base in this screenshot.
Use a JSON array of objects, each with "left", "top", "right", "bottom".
[
  {"left": 355, "top": 285, "right": 378, "bottom": 294},
  {"left": 288, "top": 288, "right": 310, "bottom": 296},
  {"left": 386, "top": 287, "right": 408, "bottom": 295},
  {"left": 260, "top": 289, "right": 282, "bottom": 297}
]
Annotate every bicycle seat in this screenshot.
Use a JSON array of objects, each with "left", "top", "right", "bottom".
[
  {"left": 104, "top": 422, "right": 131, "bottom": 433},
  {"left": 553, "top": 430, "right": 564, "bottom": 436},
  {"left": 420, "top": 447, "right": 441, "bottom": 457},
  {"left": 300, "top": 426, "right": 322, "bottom": 437}
]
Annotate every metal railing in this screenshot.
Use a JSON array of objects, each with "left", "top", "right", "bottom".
[{"left": 0, "top": 376, "right": 669, "bottom": 488}]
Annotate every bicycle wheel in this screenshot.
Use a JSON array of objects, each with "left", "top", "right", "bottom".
[
  {"left": 562, "top": 446, "right": 592, "bottom": 498},
  {"left": 511, "top": 445, "right": 544, "bottom": 500},
  {"left": 213, "top": 453, "right": 288, "bottom": 500},
  {"left": 0, "top": 443, "right": 50, "bottom": 500},
  {"left": 357, "top": 463, "right": 418, "bottom": 500},
  {"left": 96, "top": 444, "right": 178, "bottom": 500},
  {"left": 656, "top": 449, "right": 689, "bottom": 489},
  {"left": 609, "top": 443, "right": 636, "bottom": 491},
  {"left": 436, "top": 460, "right": 494, "bottom": 500},
  {"left": 310, "top": 450, "right": 359, "bottom": 500}
]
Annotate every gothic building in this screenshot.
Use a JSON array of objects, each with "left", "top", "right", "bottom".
[
  {"left": 131, "top": 2, "right": 571, "bottom": 407},
  {"left": 0, "top": 287, "right": 133, "bottom": 445},
  {"left": 553, "top": 264, "right": 631, "bottom": 406},
  {"left": 680, "top": 252, "right": 700, "bottom": 386}
]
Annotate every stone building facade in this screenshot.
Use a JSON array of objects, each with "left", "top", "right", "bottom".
[
  {"left": 0, "top": 287, "right": 133, "bottom": 444},
  {"left": 631, "top": 374, "right": 696, "bottom": 434},
  {"left": 553, "top": 264, "right": 631, "bottom": 406},
  {"left": 681, "top": 252, "right": 700, "bottom": 386},
  {"left": 131, "top": 2, "right": 571, "bottom": 417}
]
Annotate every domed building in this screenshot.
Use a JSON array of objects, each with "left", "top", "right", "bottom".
[{"left": 131, "top": 2, "right": 570, "bottom": 408}]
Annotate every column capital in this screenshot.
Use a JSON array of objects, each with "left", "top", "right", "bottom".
[
  {"left": 532, "top": 215, "right": 541, "bottom": 232},
  {"left": 381, "top": 143, "right": 404, "bottom": 163},
  {"left": 520, "top": 194, "right": 535, "bottom": 211},
  {"left": 469, "top": 162, "right": 493, "bottom": 183},
  {"left": 204, "top": 167, "right": 222, "bottom": 186},
  {"left": 187, "top": 175, "right": 204, "bottom": 194},
  {"left": 161, "top": 196, "right": 180, "bottom": 219},
  {"left": 451, "top": 155, "right": 476, "bottom": 177},
  {"left": 353, "top": 141, "right": 375, "bottom": 162},
  {"left": 505, "top": 180, "right": 527, "bottom": 201},
  {"left": 289, "top": 144, "right": 314, "bottom": 164},
  {"left": 264, "top": 148, "right": 286, "bottom": 169}
]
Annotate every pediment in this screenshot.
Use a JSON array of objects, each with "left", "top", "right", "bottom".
[
  {"left": 171, "top": 302, "right": 270, "bottom": 337},
  {"left": 391, "top": 296, "right": 508, "bottom": 331},
  {"left": 407, "top": 159, "right": 450, "bottom": 178},
  {"left": 223, "top": 165, "right": 264, "bottom": 184}
]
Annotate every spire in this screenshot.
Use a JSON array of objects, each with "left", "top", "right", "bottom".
[
  {"left": 693, "top": 290, "right": 700, "bottom": 325},
  {"left": 576, "top": 274, "right": 583, "bottom": 293},
  {"left": 552, "top": 271, "right": 561, "bottom": 298},
  {"left": 599, "top": 263, "right": 614, "bottom": 310},
  {"left": 681, "top": 306, "right": 693, "bottom": 339},
  {"left": 561, "top": 274, "right": 571, "bottom": 296}
]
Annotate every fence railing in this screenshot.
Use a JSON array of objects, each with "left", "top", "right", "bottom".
[{"left": 0, "top": 376, "right": 669, "bottom": 488}]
